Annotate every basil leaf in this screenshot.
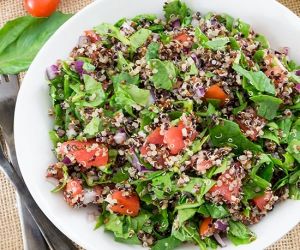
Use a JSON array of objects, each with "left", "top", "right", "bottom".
[
  {"left": 233, "top": 64, "right": 275, "bottom": 95},
  {"left": 210, "top": 119, "right": 262, "bottom": 153},
  {"left": 0, "top": 12, "right": 72, "bottom": 74},
  {"left": 250, "top": 95, "right": 282, "bottom": 120}
]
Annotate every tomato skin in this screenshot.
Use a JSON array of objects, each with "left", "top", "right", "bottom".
[
  {"left": 204, "top": 84, "right": 229, "bottom": 106},
  {"left": 84, "top": 30, "right": 100, "bottom": 43},
  {"left": 59, "top": 140, "right": 108, "bottom": 168},
  {"left": 64, "top": 179, "right": 83, "bottom": 206},
  {"left": 110, "top": 190, "right": 140, "bottom": 217},
  {"left": 24, "top": 0, "right": 60, "bottom": 17},
  {"left": 164, "top": 127, "right": 185, "bottom": 155},
  {"left": 253, "top": 191, "right": 272, "bottom": 211},
  {"left": 147, "top": 128, "right": 164, "bottom": 145},
  {"left": 174, "top": 32, "right": 192, "bottom": 43},
  {"left": 199, "top": 217, "right": 213, "bottom": 237}
]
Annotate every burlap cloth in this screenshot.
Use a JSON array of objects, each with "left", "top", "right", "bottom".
[{"left": 0, "top": 0, "right": 300, "bottom": 249}]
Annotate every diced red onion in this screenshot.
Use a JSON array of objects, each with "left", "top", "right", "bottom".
[
  {"left": 214, "top": 220, "right": 228, "bottom": 232},
  {"left": 295, "top": 70, "right": 300, "bottom": 76},
  {"left": 278, "top": 47, "right": 289, "bottom": 55},
  {"left": 74, "top": 61, "right": 84, "bottom": 75},
  {"left": 62, "top": 156, "right": 72, "bottom": 165},
  {"left": 171, "top": 19, "right": 181, "bottom": 29},
  {"left": 130, "top": 151, "right": 156, "bottom": 172},
  {"left": 78, "top": 36, "right": 90, "bottom": 47},
  {"left": 295, "top": 84, "right": 300, "bottom": 92},
  {"left": 213, "top": 233, "right": 226, "bottom": 248},
  {"left": 46, "top": 64, "right": 59, "bottom": 80},
  {"left": 191, "top": 18, "right": 200, "bottom": 27},
  {"left": 114, "top": 132, "right": 127, "bottom": 144},
  {"left": 191, "top": 53, "right": 201, "bottom": 68},
  {"left": 83, "top": 189, "right": 97, "bottom": 205},
  {"left": 194, "top": 86, "right": 205, "bottom": 98}
]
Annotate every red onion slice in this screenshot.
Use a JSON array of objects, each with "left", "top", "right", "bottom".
[
  {"left": 295, "top": 84, "right": 300, "bottom": 93},
  {"left": 46, "top": 65, "right": 59, "bottom": 80},
  {"left": 214, "top": 233, "right": 227, "bottom": 248}
]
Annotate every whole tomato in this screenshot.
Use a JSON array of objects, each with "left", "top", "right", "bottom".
[{"left": 24, "top": 0, "right": 60, "bottom": 17}]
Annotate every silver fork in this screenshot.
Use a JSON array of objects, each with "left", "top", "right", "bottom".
[{"left": 0, "top": 74, "right": 77, "bottom": 250}]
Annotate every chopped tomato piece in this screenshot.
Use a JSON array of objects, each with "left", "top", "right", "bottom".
[
  {"left": 196, "top": 160, "right": 213, "bottom": 172},
  {"left": 174, "top": 32, "right": 192, "bottom": 43},
  {"left": 110, "top": 190, "right": 140, "bottom": 217},
  {"left": 64, "top": 179, "right": 83, "bottom": 206},
  {"left": 164, "top": 127, "right": 185, "bottom": 155},
  {"left": 209, "top": 165, "right": 243, "bottom": 203},
  {"left": 59, "top": 140, "right": 108, "bottom": 168},
  {"left": 147, "top": 128, "right": 164, "bottom": 145},
  {"left": 140, "top": 144, "right": 149, "bottom": 156},
  {"left": 84, "top": 30, "right": 100, "bottom": 43},
  {"left": 204, "top": 84, "right": 229, "bottom": 106},
  {"left": 199, "top": 217, "right": 213, "bottom": 237},
  {"left": 253, "top": 191, "right": 273, "bottom": 211}
]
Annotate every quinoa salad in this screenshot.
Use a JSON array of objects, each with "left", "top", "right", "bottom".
[{"left": 46, "top": 1, "right": 300, "bottom": 249}]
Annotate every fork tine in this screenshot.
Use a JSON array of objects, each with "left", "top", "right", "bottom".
[
  {"left": 8, "top": 75, "right": 19, "bottom": 87},
  {"left": 0, "top": 74, "right": 7, "bottom": 84}
]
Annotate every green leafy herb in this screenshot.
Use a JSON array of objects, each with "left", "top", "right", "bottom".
[
  {"left": 255, "top": 34, "right": 270, "bottom": 49},
  {"left": 228, "top": 221, "right": 256, "bottom": 245},
  {"left": 51, "top": 165, "right": 68, "bottom": 192},
  {"left": 83, "top": 117, "right": 102, "bottom": 137},
  {"left": 129, "top": 28, "right": 152, "bottom": 51},
  {"left": 210, "top": 119, "right": 262, "bottom": 153},
  {"left": 233, "top": 64, "right": 275, "bottom": 95},
  {"left": 250, "top": 95, "right": 282, "bottom": 120},
  {"left": 112, "top": 72, "right": 139, "bottom": 85},
  {"left": 163, "top": 0, "right": 191, "bottom": 22},
  {"left": 149, "top": 59, "right": 177, "bottom": 90},
  {"left": 205, "top": 37, "right": 230, "bottom": 51},
  {"left": 94, "top": 23, "right": 130, "bottom": 45},
  {"left": 151, "top": 236, "right": 181, "bottom": 250},
  {"left": 146, "top": 42, "right": 160, "bottom": 62}
]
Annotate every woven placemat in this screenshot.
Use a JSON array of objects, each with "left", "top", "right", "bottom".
[{"left": 0, "top": 0, "right": 299, "bottom": 249}]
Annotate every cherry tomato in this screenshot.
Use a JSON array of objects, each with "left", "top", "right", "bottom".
[
  {"left": 199, "top": 217, "right": 213, "bottom": 237},
  {"left": 204, "top": 84, "right": 229, "bottom": 106},
  {"left": 253, "top": 191, "right": 273, "bottom": 211},
  {"left": 174, "top": 32, "right": 192, "bottom": 43},
  {"left": 24, "top": 0, "right": 60, "bottom": 17},
  {"left": 64, "top": 179, "right": 83, "bottom": 206},
  {"left": 146, "top": 128, "right": 164, "bottom": 145},
  {"left": 164, "top": 127, "right": 185, "bottom": 155},
  {"left": 59, "top": 140, "right": 109, "bottom": 168},
  {"left": 110, "top": 190, "right": 140, "bottom": 217},
  {"left": 84, "top": 30, "right": 100, "bottom": 43}
]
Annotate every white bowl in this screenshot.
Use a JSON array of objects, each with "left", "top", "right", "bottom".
[{"left": 15, "top": 0, "right": 300, "bottom": 249}]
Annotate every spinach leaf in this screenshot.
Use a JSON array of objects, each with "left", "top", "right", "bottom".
[
  {"left": 117, "top": 52, "right": 133, "bottom": 72},
  {"left": 237, "top": 19, "right": 251, "bottom": 37},
  {"left": 232, "top": 64, "right": 275, "bottom": 95},
  {"left": 203, "top": 203, "right": 229, "bottom": 218},
  {"left": 229, "top": 37, "right": 240, "bottom": 50},
  {"left": 255, "top": 34, "right": 270, "bottom": 49},
  {"left": 48, "top": 130, "right": 63, "bottom": 146},
  {"left": 288, "top": 119, "right": 300, "bottom": 143},
  {"left": 287, "top": 140, "right": 300, "bottom": 163},
  {"left": 71, "top": 74, "right": 106, "bottom": 107},
  {"left": 250, "top": 95, "right": 282, "bottom": 120},
  {"left": 289, "top": 183, "right": 300, "bottom": 200},
  {"left": 94, "top": 23, "right": 130, "bottom": 45},
  {"left": 132, "top": 14, "right": 157, "bottom": 23},
  {"left": 83, "top": 117, "right": 102, "bottom": 137},
  {"left": 149, "top": 59, "right": 177, "bottom": 90},
  {"left": 278, "top": 118, "right": 293, "bottom": 144},
  {"left": 228, "top": 221, "right": 256, "bottom": 246},
  {"left": 177, "top": 208, "right": 197, "bottom": 226},
  {"left": 0, "top": 12, "right": 72, "bottom": 74},
  {"left": 210, "top": 119, "right": 262, "bottom": 153},
  {"left": 112, "top": 72, "right": 139, "bottom": 85},
  {"left": 195, "top": 27, "right": 209, "bottom": 44},
  {"left": 205, "top": 37, "right": 230, "bottom": 51},
  {"left": 253, "top": 50, "right": 265, "bottom": 63},
  {"left": 221, "top": 14, "right": 235, "bottom": 31},
  {"left": 163, "top": 0, "right": 191, "bottom": 22},
  {"left": 146, "top": 42, "right": 160, "bottom": 62},
  {"left": 129, "top": 28, "right": 152, "bottom": 51},
  {"left": 151, "top": 236, "right": 181, "bottom": 250},
  {"left": 261, "top": 130, "right": 280, "bottom": 144}
]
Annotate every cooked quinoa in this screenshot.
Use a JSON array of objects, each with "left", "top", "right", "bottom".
[{"left": 46, "top": 0, "right": 300, "bottom": 249}]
